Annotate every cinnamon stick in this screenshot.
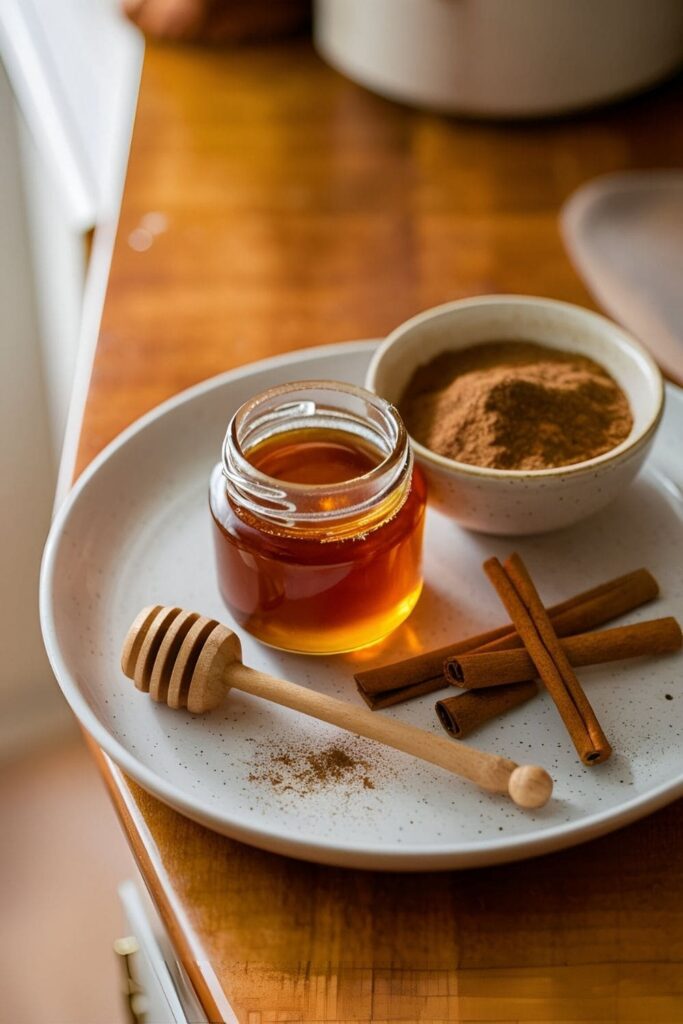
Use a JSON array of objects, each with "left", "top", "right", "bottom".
[
  {"left": 355, "top": 568, "right": 658, "bottom": 709},
  {"left": 446, "top": 617, "right": 682, "bottom": 689},
  {"left": 436, "top": 681, "right": 539, "bottom": 739},
  {"left": 484, "top": 554, "right": 612, "bottom": 766},
  {"left": 437, "top": 615, "right": 681, "bottom": 740}
]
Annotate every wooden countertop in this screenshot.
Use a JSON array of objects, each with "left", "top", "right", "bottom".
[{"left": 78, "top": 40, "right": 683, "bottom": 1022}]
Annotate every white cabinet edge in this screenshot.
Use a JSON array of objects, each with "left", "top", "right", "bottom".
[
  {"left": 53, "top": 35, "right": 144, "bottom": 509},
  {"left": 0, "top": 0, "right": 97, "bottom": 230},
  {"left": 118, "top": 880, "right": 203, "bottom": 1023}
]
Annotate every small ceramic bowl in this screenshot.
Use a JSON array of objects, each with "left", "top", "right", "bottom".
[{"left": 366, "top": 295, "right": 664, "bottom": 535}]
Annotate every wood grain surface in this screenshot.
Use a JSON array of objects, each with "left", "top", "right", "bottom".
[{"left": 76, "top": 41, "right": 683, "bottom": 1023}]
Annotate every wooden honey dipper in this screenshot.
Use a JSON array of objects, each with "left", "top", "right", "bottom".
[{"left": 121, "top": 606, "right": 554, "bottom": 809}]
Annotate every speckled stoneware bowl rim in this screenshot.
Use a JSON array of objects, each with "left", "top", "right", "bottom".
[{"left": 366, "top": 295, "right": 665, "bottom": 481}]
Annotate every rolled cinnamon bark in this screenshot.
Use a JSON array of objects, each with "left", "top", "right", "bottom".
[
  {"left": 446, "top": 617, "right": 682, "bottom": 689},
  {"left": 485, "top": 554, "right": 611, "bottom": 766},
  {"left": 436, "top": 681, "right": 539, "bottom": 739},
  {"left": 355, "top": 568, "right": 659, "bottom": 710}
]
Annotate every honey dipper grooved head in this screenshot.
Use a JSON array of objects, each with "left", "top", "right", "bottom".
[
  {"left": 120, "top": 605, "right": 162, "bottom": 678},
  {"left": 121, "top": 606, "right": 242, "bottom": 714},
  {"left": 187, "top": 622, "right": 242, "bottom": 713}
]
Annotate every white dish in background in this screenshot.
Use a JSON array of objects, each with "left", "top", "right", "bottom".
[
  {"left": 562, "top": 171, "right": 683, "bottom": 383},
  {"left": 41, "top": 342, "right": 683, "bottom": 870},
  {"left": 314, "top": 0, "right": 683, "bottom": 117},
  {"left": 367, "top": 296, "right": 664, "bottom": 536}
]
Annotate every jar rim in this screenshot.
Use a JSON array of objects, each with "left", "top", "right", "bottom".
[{"left": 221, "top": 379, "right": 411, "bottom": 526}]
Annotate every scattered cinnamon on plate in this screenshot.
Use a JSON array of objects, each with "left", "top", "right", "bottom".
[{"left": 248, "top": 741, "right": 377, "bottom": 795}]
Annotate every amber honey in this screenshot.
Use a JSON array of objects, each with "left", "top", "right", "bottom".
[{"left": 209, "top": 382, "right": 427, "bottom": 654}]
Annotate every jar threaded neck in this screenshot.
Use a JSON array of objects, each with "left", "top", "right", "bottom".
[{"left": 222, "top": 381, "right": 412, "bottom": 537}]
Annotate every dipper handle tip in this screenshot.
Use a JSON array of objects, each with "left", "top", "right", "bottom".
[{"left": 507, "top": 764, "right": 553, "bottom": 809}]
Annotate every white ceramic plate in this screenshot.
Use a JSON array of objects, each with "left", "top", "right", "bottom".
[{"left": 41, "top": 342, "right": 683, "bottom": 870}]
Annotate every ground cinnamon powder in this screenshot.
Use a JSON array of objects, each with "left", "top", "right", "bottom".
[
  {"left": 248, "top": 741, "right": 376, "bottom": 794},
  {"left": 400, "top": 341, "right": 633, "bottom": 470}
]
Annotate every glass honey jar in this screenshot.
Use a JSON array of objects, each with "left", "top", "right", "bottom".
[{"left": 209, "top": 381, "right": 427, "bottom": 654}]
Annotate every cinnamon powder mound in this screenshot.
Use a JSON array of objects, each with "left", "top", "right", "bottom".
[{"left": 400, "top": 341, "right": 633, "bottom": 471}]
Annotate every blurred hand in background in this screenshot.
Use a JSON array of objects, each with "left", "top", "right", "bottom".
[{"left": 122, "top": 0, "right": 311, "bottom": 42}]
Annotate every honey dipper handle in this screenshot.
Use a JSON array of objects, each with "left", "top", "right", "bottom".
[{"left": 228, "top": 664, "right": 552, "bottom": 808}]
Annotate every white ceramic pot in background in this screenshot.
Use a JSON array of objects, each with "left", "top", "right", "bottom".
[{"left": 314, "top": 0, "right": 683, "bottom": 118}]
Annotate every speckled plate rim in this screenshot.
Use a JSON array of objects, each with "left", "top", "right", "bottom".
[{"left": 40, "top": 341, "right": 683, "bottom": 871}]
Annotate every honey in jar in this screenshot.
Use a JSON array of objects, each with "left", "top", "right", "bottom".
[{"left": 209, "top": 381, "right": 426, "bottom": 654}]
